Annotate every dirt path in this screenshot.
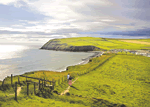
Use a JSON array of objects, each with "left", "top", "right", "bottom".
[
  {"left": 60, "top": 77, "right": 79, "bottom": 95},
  {"left": 9, "top": 77, "right": 78, "bottom": 96},
  {"left": 17, "top": 86, "right": 22, "bottom": 95},
  {"left": 9, "top": 86, "right": 23, "bottom": 96}
]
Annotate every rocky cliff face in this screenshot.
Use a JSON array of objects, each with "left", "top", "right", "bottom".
[{"left": 40, "top": 39, "right": 101, "bottom": 52}]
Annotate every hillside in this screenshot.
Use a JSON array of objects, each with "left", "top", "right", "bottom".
[
  {"left": 69, "top": 54, "right": 150, "bottom": 107},
  {"left": 0, "top": 53, "right": 150, "bottom": 107},
  {"left": 41, "top": 37, "right": 150, "bottom": 51}
]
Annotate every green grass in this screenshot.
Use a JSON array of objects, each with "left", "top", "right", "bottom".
[
  {"left": 136, "top": 39, "right": 150, "bottom": 42},
  {"left": 0, "top": 94, "right": 90, "bottom": 107},
  {"left": 0, "top": 54, "right": 113, "bottom": 94},
  {"left": 0, "top": 54, "right": 116, "bottom": 107},
  {"left": 1, "top": 37, "right": 150, "bottom": 107},
  {"left": 68, "top": 55, "right": 150, "bottom": 107},
  {"left": 0, "top": 54, "right": 150, "bottom": 107},
  {"left": 45, "top": 37, "right": 150, "bottom": 50}
]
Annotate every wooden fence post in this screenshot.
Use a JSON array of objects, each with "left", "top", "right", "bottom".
[
  {"left": 45, "top": 89, "right": 47, "bottom": 97},
  {"left": 11, "top": 74, "right": 13, "bottom": 86},
  {"left": 42, "top": 80, "right": 43, "bottom": 89},
  {"left": 18, "top": 76, "right": 20, "bottom": 84},
  {"left": 2, "top": 79, "right": 5, "bottom": 87},
  {"left": 15, "top": 82, "right": 17, "bottom": 101},
  {"left": 27, "top": 82, "right": 29, "bottom": 96},
  {"left": 52, "top": 79, "right": 55, "bottom": 90},
  {"left": 34, "top": 82, "right": 36, "bottom": 95},
  {"left": 48, "top": 88, "right": 51, "bottom": 94},
  {"left": 53, "top": 81, "right": 55, "bottom": 90},
  {"left": 44, "top": 78, "right": 46, "bottom": 87},
  {"left": 39, "top": 79, "right": 41, "bottom": 90}
]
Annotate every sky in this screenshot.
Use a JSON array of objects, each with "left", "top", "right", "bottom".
[{"left": 0, "top": 0, "right": 150, "bottom": 44}]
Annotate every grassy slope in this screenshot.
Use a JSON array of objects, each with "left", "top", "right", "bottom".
[
  {"left": 69, "top": 55, "right": 150, "bottom": 107},
  {"left": 0, "top": 54, "right": 150, "bottom": 107},
  {"left": 1, "top": 54, "right": 113, "bottom": 93},
  {"left": 0, "top": 91, "right": 89, "bottom": 107},
  {"left": 0, "top": 54, "right": 114, "bottom": 107},
  {"left": 52, "top": 37, "right": 150, "bottom": 50}
]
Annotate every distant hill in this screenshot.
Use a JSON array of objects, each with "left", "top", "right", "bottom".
[{"left": 41, "top": 37, "right": 150, "bottom": 51}]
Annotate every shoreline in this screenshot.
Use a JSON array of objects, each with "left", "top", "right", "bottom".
[
  {"left": 60, "top": 51, "right": 104, "bottom": 72},
  {"left": 80, "top": 51, "right": 104, "bottom": 65},
  {"left": 0, "top": 51, "right": 104, "bottom": 81}
]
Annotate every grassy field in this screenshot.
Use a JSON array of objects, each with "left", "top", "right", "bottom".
[
  {"left": 0, "top": 89, "right": 91, "bottom": 107},
  {"left": 69, "top": 54, "right": 150, "bottom": 107},
  {"left": 48, "top": 37, "right": 150, "bottom": 50},
  {"left": 0, "top": 53, "right": 150, "bottom": 107}
]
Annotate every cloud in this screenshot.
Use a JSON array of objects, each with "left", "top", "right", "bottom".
[
  {"left": 0, "top": 0, "right": 17, "bottom": 5},
  {"left": 100, "top": 28, "right": 150, "bottom": 37},
  {"left": 115, "top": 0, "right": 150, "bottom": 9},
  {"left": 0, "top": 33, "right": 55, "bottom": 44},
  {"left": 0, "top": 0, "right": 150, "bottom": 44},
  {"left": 0, "top": 3, "right": 48, "bottom": 21}
]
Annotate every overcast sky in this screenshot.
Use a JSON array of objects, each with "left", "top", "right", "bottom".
[{"left": 0, "top": 0, "right": 150, "bottom": 44}]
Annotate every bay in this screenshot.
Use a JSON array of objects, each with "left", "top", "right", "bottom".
[{"left": 0, "top": 44, "right": 94, "bottom": 81}]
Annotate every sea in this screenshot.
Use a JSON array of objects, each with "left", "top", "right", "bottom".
[{"left": 0, "top": 44, "right": 94, "bottom": 81}]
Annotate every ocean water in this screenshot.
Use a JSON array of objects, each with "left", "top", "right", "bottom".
[{"left": 0, "top": 44, "right": 94, "bottom": 81}]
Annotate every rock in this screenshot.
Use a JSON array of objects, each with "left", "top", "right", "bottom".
[
  {"left": 70, "top": 101, "right": 75, "bottom": 103},
  {"left": 53, "top": 90, "right": 58, "bottom": 94},
  {"left": 66, "top": 67, "right": 69, "bottom": 71},
  {"left": 79, "top": 95, "right": 82, "bottom": 97},
  {"left": 66, "top": 92, "right": 70, "bottom": 96},
  {"left": 120, "top": 104, "right": 126, "bottom": 107},
  {"left": 41, "top": 39, "right": 101, "bottom": 52},
  {"left": 89, "top": 59, "right": 92, "bottom": 62}
]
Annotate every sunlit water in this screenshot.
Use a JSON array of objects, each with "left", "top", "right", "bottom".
[{"left": 0, "top": 44, "right": 94, "bottom": 81}]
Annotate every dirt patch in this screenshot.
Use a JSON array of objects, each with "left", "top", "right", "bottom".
[
  {"left": 9, "top": 86, "right": 22, "bottom": 96},
  {"left": 120, "top": 40, "right": 150, "bottom": 45},
  {"left": 60, "top": 77, "right": 78, "bottom": 95},
  {"left": 17, "top": 87, "right": 22, "bottom": 95}
]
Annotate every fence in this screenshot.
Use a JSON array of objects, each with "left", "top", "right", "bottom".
[
  {"left": 1, "top": 69, "right": 96, "bottom": 101},
  {"left": 1, "top": 71, "right": 87, "bottom": 99},
  {"left": 1, "top": 74, "right": 56, "bottom": 101}
]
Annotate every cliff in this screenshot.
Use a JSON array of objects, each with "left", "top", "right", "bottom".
[{"left": 40, "top": 39, "right": 101, "bottom": 52}]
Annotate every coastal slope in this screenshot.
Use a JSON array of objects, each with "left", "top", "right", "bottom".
[
  {"left": 40, "top": 38, "right": 101, "bottom": 52},
  {"left": 41, "top": 37, "right": 150, "bottom": 51}
]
